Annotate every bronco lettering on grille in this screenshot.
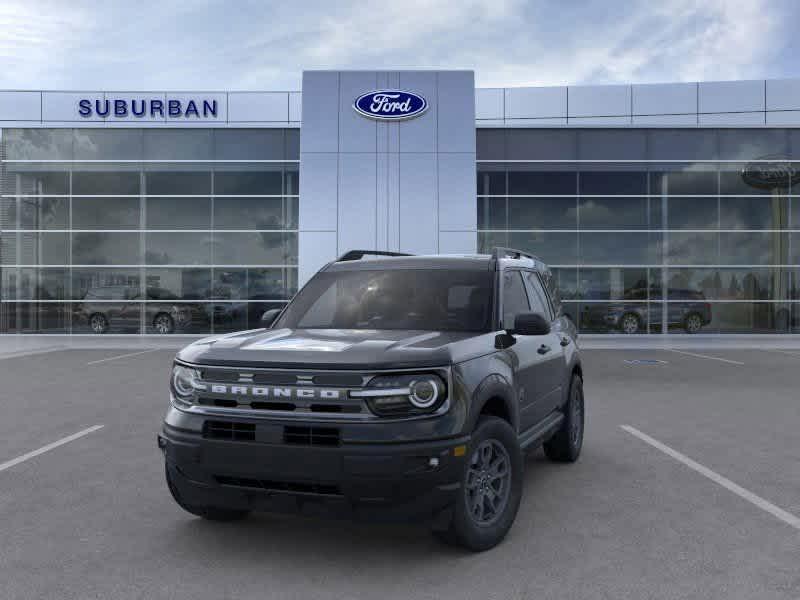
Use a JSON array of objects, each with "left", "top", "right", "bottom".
[{"left": 201, "top": 384, "right": 341, "bottom": 400}]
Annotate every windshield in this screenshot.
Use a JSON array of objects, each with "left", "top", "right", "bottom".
[{"left": 276, "top": 268, "right": 494, "bottom": 332}]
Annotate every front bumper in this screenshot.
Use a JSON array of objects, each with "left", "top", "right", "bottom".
[{"left": 160, "top": 418, "right": 469, "bottom": 523}]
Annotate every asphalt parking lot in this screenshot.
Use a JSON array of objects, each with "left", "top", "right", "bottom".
[{"left": 1, "top": 345, "right": 798, "bottom": 600}]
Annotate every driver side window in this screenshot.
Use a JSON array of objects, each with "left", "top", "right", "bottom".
[{"left": 502, "top": 271, "right": 530, "bottom": 330}]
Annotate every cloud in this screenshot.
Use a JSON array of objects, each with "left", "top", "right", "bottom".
[{"left": 0, "top": 0, "right": 793, "bottom": 90}]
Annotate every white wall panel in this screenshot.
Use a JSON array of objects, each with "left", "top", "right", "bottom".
[
  {"left": 337, "top": 153, "right": 377, "bottom": 252},
  {"left": 568, "top": 84, "right": 630, "bottom": 117},
  {"left": 399, "top": 153, "right": 438, "bottom": 254},
  {"left": 0, "top": 91, "right": 41, "bottom": 121},
  {"left": 437, "top": 71, "right": 475, "bottom": 152},
  {"left": 289, "top": 92, "right": 302, "bottom": 122},
  {"left": 438, "top": 153, "right": 477, "bottom": 231},
  {"left": 300, "top": 72, "right": 339, "bottom": 152},
  {"left": 298, "top": 153, "right": 338, "bottom": 231},
  {"left": 766, "top": 79, "right": 800, "bottom": 111},
  {"left": 699, "top": 80, "right": 764, "bottom": 113},
  {"left": 632, "top": 82, "right": 696, "bottom": 115},
  {"left": 439, "top": 231, "right": 477, "bottom": 254},
  {"left": 475, "top": 88, "right": 503, "bottom": 120},
  {"left": 505, "top": 86, "right": 567, "bottom": 119},
  {"left": 299, "top": 231, "right": 337, "bottom": 285},
  {"left": 229, "top": 92, "right": 289, "bottom": 122}
]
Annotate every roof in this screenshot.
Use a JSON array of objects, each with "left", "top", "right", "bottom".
[{"left": 324, "top": 252, "right": 550, "bottom": 272}]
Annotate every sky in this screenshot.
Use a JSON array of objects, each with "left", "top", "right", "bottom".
[{"left": 0, "top": 0, "right": 798, "bottom": 90}]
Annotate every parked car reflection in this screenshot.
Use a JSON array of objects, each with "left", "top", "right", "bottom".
[
  {"left": 580, "top": 288, "right": 712, "bottom": 334},
  {"left": 74, "top": 286, "right": 208, "bottom": 334}
]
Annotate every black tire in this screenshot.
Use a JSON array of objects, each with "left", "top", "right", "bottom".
[
  {"left": 153, "top": 312, "right": 175, "bottom": 334},
  {"left": 543, "top": 374, "right": 584, "bottom": 463},
  {"left": 683, "top": 313, "right": 704, "bottom": 334},
  {"left": 89, "top": 313, "right": 109, "bottom": 334},
  {"left": 165, "top": 465, "right": 249, "bottom": 522},
  {"left": 619, "top": 312, "right": 641, "bottom": 334},
  {"left": 434, "top": 416, "right": 522, "bottom": 552}
]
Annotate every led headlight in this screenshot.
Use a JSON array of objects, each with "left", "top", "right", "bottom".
[
  {"left": 170, "top": 364, "right": 202, "bottom": 408},
  {"left": 352, "top": 373, "right": 447, "bottom": 416}
]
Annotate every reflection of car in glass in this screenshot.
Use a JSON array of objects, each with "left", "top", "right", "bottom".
[
  {"left": 75, "top": 286, "right": 208, "bottom": 334},
  {"left": 160, "top": 248, "right": 584, "bottom": 552},
  {"left": 581, "top": 288, "right": 712, "bottom": 334}
]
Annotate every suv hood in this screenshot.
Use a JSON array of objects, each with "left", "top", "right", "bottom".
[{"left": 176, "top": 328, "right": 486, "bottom": 370}]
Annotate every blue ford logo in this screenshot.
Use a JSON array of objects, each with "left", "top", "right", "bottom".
[{"left": 353, "top": 90, "right": 428, "bottom": 121}]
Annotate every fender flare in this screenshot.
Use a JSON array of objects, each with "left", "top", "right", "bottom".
[{"left": 468, "top": 373, "right": 518, "bottom": 433}]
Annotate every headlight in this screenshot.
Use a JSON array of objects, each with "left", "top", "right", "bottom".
[
  {"left": 171, "top": 364, "right": 202, "bottom": 408},
  {"left": 351, "top": 373, "right": 447, "bottom": 416}
]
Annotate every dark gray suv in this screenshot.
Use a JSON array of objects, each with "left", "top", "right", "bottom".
[{"left": 159, "top": 248, "right": 584, "bottom": 551}]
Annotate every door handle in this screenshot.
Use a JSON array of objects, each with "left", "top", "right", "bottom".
[
  {"left": 537, "top": 344, "right": 551, "bottom": 355},
  {"left": 560, "top": 336, "right": 570, "bottom": 347}
]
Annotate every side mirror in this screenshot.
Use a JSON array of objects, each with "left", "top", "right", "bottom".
[
  {"left": 260, "top": 308, "right": 282, "bottom": 328},
  {"left": 511, "top": 312, "right": 551, "bottom": 336}
]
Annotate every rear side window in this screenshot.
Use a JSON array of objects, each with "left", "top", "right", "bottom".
[
  {"left": 501, "top": 271, "right": 530, "bottom": 330},
  {"left": 523, "top": 271, "right": 552, "bottom": 320},
  {"left": 541, "top": 270, "right": 562, "bottom": 316}
]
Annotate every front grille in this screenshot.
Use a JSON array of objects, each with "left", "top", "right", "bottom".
[
  {"left": 203, "top": 421, "right": 256, "bottom": 441},
  {"left": 283, "top": 426, "right": 341, "bottom": 447},
  {"left": 196, "top": 396, "right": 364, "bottom": 416},
  {"left": 215, "top": 475, "right": 341, "bottom": 496}
]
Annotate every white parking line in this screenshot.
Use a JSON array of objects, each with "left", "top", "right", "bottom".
[
  {"left": 0, "top": 425, "right": 104, "bottom": 473},
  {"left": 621, "top": 425, "right": 800, "bottom": 531},
  {"left": 86, "top": 349, "right": 160, "bottom": 365},
  {"left": 0, "top": 347, "right": 69, "bottom": 361},
  {"left": 668, "top": 349, "right": 745, "bottom": 365}
]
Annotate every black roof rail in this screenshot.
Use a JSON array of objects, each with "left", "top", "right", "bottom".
[
  {"left": 491, "top": 247, "right": 541, "bottom": 262},
  {"left": 337, "top": 249, "right": 414, "bottom": 262}
]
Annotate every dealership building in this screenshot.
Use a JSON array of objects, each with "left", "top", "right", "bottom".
[{"left": 1, "top": 70, "right": 799, "bottom": 335}]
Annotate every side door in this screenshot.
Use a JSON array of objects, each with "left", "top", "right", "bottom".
[
  {"left": 522, "top": 270, "right": 567, "bottom": 420},
  {"left": 499, "top": 269, "right": 546, "bottom": 433}
]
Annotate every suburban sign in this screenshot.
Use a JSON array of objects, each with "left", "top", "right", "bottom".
[
  {"left": 353, "top": 90, "right": 428, "bottom": 120},
  {"left": 78, "top": 97, "right": 219, "bottom": 119}
]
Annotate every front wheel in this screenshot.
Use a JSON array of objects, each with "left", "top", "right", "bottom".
[{"left": 434, "top": 416, "right": 522, "bottom": 552}]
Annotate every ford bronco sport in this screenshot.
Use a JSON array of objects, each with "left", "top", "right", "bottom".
[{"left": 159, "top": 248, "right": 585, "bottom": 551}]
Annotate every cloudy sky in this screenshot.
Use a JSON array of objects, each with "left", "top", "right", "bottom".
[{"left": 0, "top": 0, "right": 797, "bottom": 90}]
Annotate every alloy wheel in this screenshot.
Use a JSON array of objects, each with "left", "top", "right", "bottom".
[
  {"left": 465, "top": 439, "right": 512, "bottom": 526},
  {"left": 90, "top": 315, "right": 107, "bottom": 333},
  {"left": 621, "top": 314, "right": 639, "bottom": 334},
  {"left": 685, "top": 314, "right": 702, "bottom": 333},
  {"left": 154, "top": 314, "right": 173, "bottom": 334}
]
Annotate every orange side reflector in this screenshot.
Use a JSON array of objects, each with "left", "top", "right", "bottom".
[{"left": 453, "top": 445, "right": 467, "bottom": 457}]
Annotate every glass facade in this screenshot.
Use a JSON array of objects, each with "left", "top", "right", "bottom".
[
  {"left": 477, "top": 128, "right": 800, "bottom": 334},
  {"left": 0, "top": 128, "right": 299, "bottom": 334}
]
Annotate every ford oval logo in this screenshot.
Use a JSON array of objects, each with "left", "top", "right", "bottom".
[{"left": 353, "top": 90, "right": 428, "bottom": 121}]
